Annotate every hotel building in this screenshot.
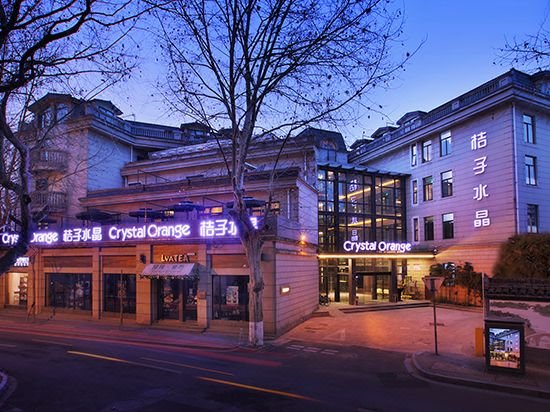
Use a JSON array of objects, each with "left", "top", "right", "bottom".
[{"left": 350, "top": 69, "right": 550, "bottom": 275}]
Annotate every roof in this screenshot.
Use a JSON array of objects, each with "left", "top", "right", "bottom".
[{"left": 317, "top": 161, "right": 409, "bottom": 177}]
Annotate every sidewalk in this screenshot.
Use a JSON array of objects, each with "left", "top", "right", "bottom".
[
  {"left": 0, "top": 308, "right": 245, "bottom": 351},
  {"left": 1, "top": 304, "right": 550, "bottom": 401},
  {"left": 275, "top": 302, "right": 550, "bottom": 400}
]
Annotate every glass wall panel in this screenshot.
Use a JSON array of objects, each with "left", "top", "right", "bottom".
[
  {"left": 46, "top": 273, "right": 92, "bottom": 311},
  {"left": 213, "top": 275, "right": 249, "bottom": 321}
]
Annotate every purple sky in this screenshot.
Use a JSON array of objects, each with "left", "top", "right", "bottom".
[{"left": 100, "top": 0, "right": 549, "bottom": 145}]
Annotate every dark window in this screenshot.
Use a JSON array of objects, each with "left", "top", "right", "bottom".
[
  {"left": 523, "top": 114, "right": 535, "bottom": 144},
  {"left": 424, "top": 216, "right": 434, "bottom": 241},
  {"left": 212, "top": 275, "right": 249, "bottom": 321},
  {"left": 440, "top": 131, "right": 452, "bottom": 156},
  {"left": 46, "top": 273, "right": 92, "bottom": 311},
  {"left": 35, "top": 178, "right": 48, "bottom": 191},
  {"left": 410, "top": 144, "right": 418, "bottom": 166},
  {"left": 442, "top": 213, "right": 454, "bottom": 239},
  {"left": 103, "top": 274, "right": 136, "bottom": 314},
  {"left": 412, "top": 180, "right": 418, "bottom": 204},
  {"left": 527, "top": 204, "right": 539, "bottom": 233},
  {"left": 423, "top": 176, "right": 433, "bottom": 201},
  {"left": 422, "top": 140, "right": 432, "bottom": 163},
  {"left": 525, "top": 155, "right": 537, "bottom": 185},
  {"left": 441, "top": 170, "right": 453, "bottom": 198},
  {"left": 413, "top": 217, "right": 419, "bottom": 242}
]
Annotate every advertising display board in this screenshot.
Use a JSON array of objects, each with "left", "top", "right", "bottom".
[{"left": 484, "top": 319, "right": 525, "bottom": 374}]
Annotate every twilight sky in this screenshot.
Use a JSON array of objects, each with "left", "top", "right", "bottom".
[{"left": 100, "top": 0, "right": 550, "bottom": 145}]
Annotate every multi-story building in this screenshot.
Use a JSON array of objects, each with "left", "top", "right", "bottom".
[
  {"left": 350, "top": 69, "right": 550, "bottom": 275},
  {"left": 0, "top": 93, "right": 216, "bottom": 312}
]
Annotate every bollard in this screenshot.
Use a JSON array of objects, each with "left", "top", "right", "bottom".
[{"left": 474, "top": 327, "right": 484, "bottom": 357}]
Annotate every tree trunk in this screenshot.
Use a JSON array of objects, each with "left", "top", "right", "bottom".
[{"left": 244, "top": 231, "right": 264, "bottom": 346}]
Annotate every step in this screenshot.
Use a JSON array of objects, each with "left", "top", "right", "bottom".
[{"left": 339, "top": 301, "right": 430, "bottom": 313}]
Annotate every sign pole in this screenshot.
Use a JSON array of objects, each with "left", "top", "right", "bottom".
[
  {"left": 423, "top": 276, "right": 444, "bottom": 356},
  {"left": 432, "top": 281, "right": 439, "bottom": 356}
]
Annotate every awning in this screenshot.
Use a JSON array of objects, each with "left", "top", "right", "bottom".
[{"left": 140, "top": 263, "right": 199, "bottom": 279}]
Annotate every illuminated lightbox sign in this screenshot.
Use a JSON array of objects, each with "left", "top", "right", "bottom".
[
  {"left": 343, "top": 240, "right": 412, "bottom": 254},
  {"left": 1, "top": 217, "right": 258, "bottom": 247}
]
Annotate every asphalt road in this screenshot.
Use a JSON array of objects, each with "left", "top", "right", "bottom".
[{"left": 1, "top": 329, "right": 549, "bottom": 412}]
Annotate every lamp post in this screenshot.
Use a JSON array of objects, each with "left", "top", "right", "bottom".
[{"left": 422, "top": 276, "right": 444, "bottom": 355}]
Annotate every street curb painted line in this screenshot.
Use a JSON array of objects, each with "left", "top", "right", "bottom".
[{"left": 411, "top": 352, "right": 550, "bottom": 400}]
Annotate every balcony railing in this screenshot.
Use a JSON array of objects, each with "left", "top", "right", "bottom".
[
  {"left": 30, "top": 149, "right": 68, "bottom": 173},
  {"left": 30, "top": 191, "right": 67, "bottom": 212}
]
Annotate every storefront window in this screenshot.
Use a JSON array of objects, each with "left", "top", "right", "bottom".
[
  {"left": 46, "top": 273, "right": 92, "bottom": 311},
  {"left": 212, "top": 275, "right": 249, "bottom": 321},
  {"left": 103, "top": 274, "right": 136, "bottom": 314},
  {"left": 7, "top": 272, "right": 28, "bottom": 306}
]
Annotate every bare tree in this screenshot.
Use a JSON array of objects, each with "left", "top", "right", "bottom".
[
  {"left": 0, "top": 0, "right": 144, "bottom": 275},
  {"left": 153, "top": 0, "right": 412, "bottom": 345},
  {"left": 499, "top": 10, "right": 549, "bottom": 70}
]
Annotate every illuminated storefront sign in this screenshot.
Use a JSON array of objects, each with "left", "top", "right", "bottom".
[
  {"left": 14, "top": 257, "right": 30, "bottom": 267},
  {"left": 343, "top": 240, "right": 412, "bottom": 254},
  {"left": 471, "top": 131, "right": 492, "bottom": 227},
  {"left": 0, "top": 217, "right": 259, "bottom": 247}
]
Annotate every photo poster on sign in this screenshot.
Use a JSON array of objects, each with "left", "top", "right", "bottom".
[{"left": 226, "top": 286, "right": 239, "bottom": 305}]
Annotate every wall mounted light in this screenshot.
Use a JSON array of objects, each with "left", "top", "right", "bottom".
[{"left": 280, "top": 285, "right": 291, "bottom": 295}]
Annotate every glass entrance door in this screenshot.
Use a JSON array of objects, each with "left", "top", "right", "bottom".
[
  {"left": 355, "top": 273, "right": 391, "bottom": 304},
  {"left": 157, "top": 278, "right": 197, "bottom": 321}
]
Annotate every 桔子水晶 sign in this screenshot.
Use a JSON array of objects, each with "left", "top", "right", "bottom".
[
  {"left": 0, "top": 217, "right": 258, "bottom": 247},
  {"left": 343, "top": 240, "right": 412, "bottom": 253}
]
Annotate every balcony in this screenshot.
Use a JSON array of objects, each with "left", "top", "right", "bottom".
[
  {"left": 30, "top": 191, "right": 67, "bottom": 213},
  {"left": 30, "top": 149, "right": 68, "bottom": 173}
]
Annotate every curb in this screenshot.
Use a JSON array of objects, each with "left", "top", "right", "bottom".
[{"left": 411, "top": 352, "right": 550, "bottom": 400}]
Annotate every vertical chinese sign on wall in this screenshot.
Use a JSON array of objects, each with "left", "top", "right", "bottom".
[{"left": 471, "top": 132, "right": 491, "bottom": 228}]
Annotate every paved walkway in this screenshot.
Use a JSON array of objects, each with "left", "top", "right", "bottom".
[{"left": 1, "top": 303, "right": 549, "bottom": 401}]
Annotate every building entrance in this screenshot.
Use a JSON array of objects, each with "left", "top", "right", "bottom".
[
  {"left": 156, "top": 278, "right": 198, "bottom": 322},
  {"left": 354, "top": 272, "right": 391, "bottom": 304}
]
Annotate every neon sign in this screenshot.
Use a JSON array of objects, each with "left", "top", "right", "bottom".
[
  {"left": 343, "top": 240, "right": 412, "bottom": 254},
  {"left": 0, "top": 217, "right": 260, "bottom": 247}
]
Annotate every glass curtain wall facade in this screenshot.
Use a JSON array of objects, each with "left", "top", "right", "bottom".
[{"left": 318, "top": 166, "right": 406, "bottom": 303}]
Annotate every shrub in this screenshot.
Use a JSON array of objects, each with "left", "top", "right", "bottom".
[{"left": 493, "top": 234, "right": 550, "bottom": 279}]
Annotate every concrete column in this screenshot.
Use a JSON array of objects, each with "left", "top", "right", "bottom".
[
  {"left": 135, "top": 244, "right": 152, "bottom": 325},
  {"left": 0, "top": 271, "right": 6, "bottom": 308},
  {"left": 92, "top": 249, "right": 101, "bottom": 319},
  {"left": 390, "top": 260, "right": 398, "bottom": 303}
]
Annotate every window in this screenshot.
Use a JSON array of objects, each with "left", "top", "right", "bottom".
[
  {"left": 103, "top": 274, "right": 136, "bottom": 314},
  {"left": 441, "top": 170, "right": 453, "bottom": 198},
  {"left": 424, "top": 216, "right": 434, "bottom": 241},
  {"left": 212, "top": 275, "right": 249, "bottom": 321},
  {"left": 56, "top": 104, "right": 69, "bottom": 121},
  {"left": 410, "top": 144, "right": 418, "bottom": 167},
  {"left": 525, "top": 155, "right": 537, "bottom": 185},
  {"left": 46, "top": 273, "right": 92, "bottom": 311},
  {"left": 412, "top": 180, "right": 418, "bottom": 205},
  {"left": 523, "top": 114, "right": 535, "bottom": 144},
  {"left": 35, "top": 178, "right": 48, "bottom": 191},
  {"left": 440, "top": 131, "right": 452, "bottom": 156},
  {"left": 423, "top": 176, "right": 433, "bottom": 201},
  {"left": 442, "top": 213, "right": 454, "bottom": 239},
  {"left": 527, "top": 204, "right": 539, "bottom": 233},
  {"left": 413, "top": 217, "right": 419, "bottom": 242},
  {"left": 422, "top": 140, "right": 432, "bottom": 163}
]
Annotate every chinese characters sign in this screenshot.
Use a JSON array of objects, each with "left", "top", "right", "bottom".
[{"left": 471, "top": 131, "right": 491, "bottom": 227}]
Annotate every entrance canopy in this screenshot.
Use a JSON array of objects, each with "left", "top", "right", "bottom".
[{"left": 141, "top": 263, "right": 199, "bottom": 279}]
